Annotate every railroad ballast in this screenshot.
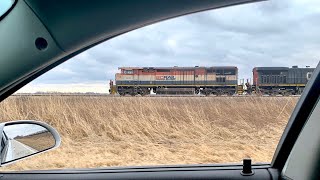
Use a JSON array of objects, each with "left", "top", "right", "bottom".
[{"left": 110, "top": 66, "right": 315, "bottom": 96}]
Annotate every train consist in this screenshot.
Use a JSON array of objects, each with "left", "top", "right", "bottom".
[{"left": 109, "top": 66, "right": 315, "bottom": 96}]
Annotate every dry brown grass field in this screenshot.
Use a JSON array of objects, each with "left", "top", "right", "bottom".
[{"left": 0, "top": 96, "right": 298, "bottom": 171}]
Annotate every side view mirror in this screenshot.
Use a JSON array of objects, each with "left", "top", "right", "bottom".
[{"left": 0, "top": 120, "right": 61, "bottom": 166}]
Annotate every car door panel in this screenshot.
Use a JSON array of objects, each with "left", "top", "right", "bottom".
[{"left": 0, "top": 165, "right": 277, "bottom": 180}]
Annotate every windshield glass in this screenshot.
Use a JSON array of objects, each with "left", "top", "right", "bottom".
[
  {"left": 0, "top": 0, "right": 319, "bottom": 171},
  {"left": 0, "top": 0, "right": 14, "bottom": 18}
]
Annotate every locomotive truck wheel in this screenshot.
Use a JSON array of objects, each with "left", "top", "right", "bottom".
[
  {"left": 204, "top": 91, "right": 210, "bottom": 96},
  {"left": 144, "top": 88, "right": 150, "bottom": 96},
  {"left": 282, "top": 91, "right": 290, "bottom": 96},
  {"left": 220, "top": 90, "right": 227, "bottom": 96},
  {"left": 228, "top": 91, "right": 235, "bottom": 96},
  {"left": 125, "top": 91, "right": 132, "bottom": 96},
  {"left": 215, "top": 90, "right": 222, "bottom": 96},
  {"left": 140, "top": 89, "right": 148, "bottom": 96}
]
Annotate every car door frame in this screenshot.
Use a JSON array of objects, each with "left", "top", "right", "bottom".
[{"left": 0, "top": 0, "right": 319, "bottom": 179}]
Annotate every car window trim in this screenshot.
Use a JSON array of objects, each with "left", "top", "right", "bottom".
[
  {"left": 1, "top": 163, "right": 271, "bottom": 174},
  {"left": 271, "top": 63, "right": 320, "bottom": 171}
]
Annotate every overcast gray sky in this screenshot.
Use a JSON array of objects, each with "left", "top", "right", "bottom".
[{"left": 18, "top": 0, "right": 320, "bottom": 93}]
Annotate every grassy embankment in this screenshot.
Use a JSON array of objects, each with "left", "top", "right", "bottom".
[{"left": 0, "top": 96, "right": 297, "bottom": 170}]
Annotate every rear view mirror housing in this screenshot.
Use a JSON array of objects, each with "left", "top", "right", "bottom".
[{"left": 0, "top": 120, "right": 61, "bottom": 166}]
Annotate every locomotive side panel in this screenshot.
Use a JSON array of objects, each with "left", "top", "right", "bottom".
[
  {"left": 199, "top": 67, "right": 238, "bottom": 96},
  {"left": 204, "top": 67, "right": 238, "bottom": 86},
  {"left": 206, "top": 68, "right": 216, "bottom": 86},
  {"left": 115, "top": 74, "right": 134, "bottom": 85},
  {"left": 137, "top": 75, "right": 155, "bottom": 85},
  {"left": 195, "top": 68, "right": 206, "bottom": 85},
  {"left": 173, "top": 70, "right": 182, "bottom": 83},
  {"left": 115, "top": 66, "right": 238, "bottom": 96},
  {"left": 253, "top": 66, "right": 315, "bottom": 95},
  {"left": 155, "top": 69, "right": 172, "bottom": 85},
  {"left": 287, "top": 67, "right": 314, "bottom": 85},
  {"left": 181, "top": 69, "right": 195, "bottom": 85},
  {"left": 253, "top": 67, "right": 289, "bottom": 86}
]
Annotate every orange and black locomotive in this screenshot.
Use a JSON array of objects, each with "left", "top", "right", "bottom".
[{"left": 110, "top": 65, "right": 315, "bottom": 96}]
